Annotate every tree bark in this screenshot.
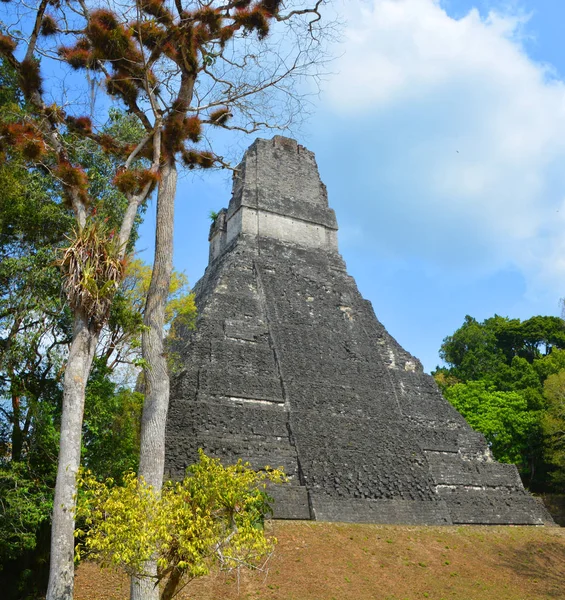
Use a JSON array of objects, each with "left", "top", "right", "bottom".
[
  {"left": 6, "top": 315, "right": 24, "bottom": 462},
  {"left": 161, "top": 568, "right": 183, "bottom": 600},
  {"left": 10, "top": 389, "right": 23, "bottom": 462},
  {"left": 131, "top": 159, "right": 178, "bottom": 600},
  {"left": 46, "top": 312, "right": 99, "bottom": 600}
]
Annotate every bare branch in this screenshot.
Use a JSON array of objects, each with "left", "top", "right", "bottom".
[
  {"left": 24, "top": 0, "right": 50, "bottom": 63},
  {"left": 276, "top": 0, "right": 325, "bottom": 35},
  {"left": 124, "top": 132, "right": 153, "bottom": 169}
]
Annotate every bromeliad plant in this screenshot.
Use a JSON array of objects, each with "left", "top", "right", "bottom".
[
  {"left": 59, "top": 221, "right": 127, "bottom": 325},
  {"left": 75, "top": 451, "right": 285, "bottom": 600}
]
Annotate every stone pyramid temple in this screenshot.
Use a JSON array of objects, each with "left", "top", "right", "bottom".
[{"left": 165, "top": 136, "right": 551, "bottom": 525}]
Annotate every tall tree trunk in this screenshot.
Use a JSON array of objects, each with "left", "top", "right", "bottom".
[
  {"left": 131, "top": 159, "right": 177, "bottom": 600},
  {"left": 10, "top": 387, "right": 23, "bottom": 462},
  {"left": 46, "top": 312, "right": 99, "bottom": 600},
  {"left": 161, "top": 568, "right": 183, "bottom": 600},
  {"left": 6, "top": 315, "right": 24, "bottom": 462}
]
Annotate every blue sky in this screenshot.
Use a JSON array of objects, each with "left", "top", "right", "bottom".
[{"left": 137, "top": 0, "right": 565, "bottom": 372}]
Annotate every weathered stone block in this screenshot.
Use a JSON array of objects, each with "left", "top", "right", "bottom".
[{"left": 165, "top": 136, "right": 552, "bottom": 525}]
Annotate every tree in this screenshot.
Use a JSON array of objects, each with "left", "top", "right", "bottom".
[
  {"left": 0, "top": 249, "right": 194, "bottom": 597},
  {"left": 121, "top": 0, "right": 327, "bottom": 589},
  {"left": 0, "top": 10, "right": 158, "bottom": 598},
  {"left": 82, "top": 361, "right": 144, "bottom": 480},
  {"left": 0, "top": 2, "right": 329, "bottom": 597},
  {"left": 100, "top": 259, "right": 196, "bottom": 375},
  {"left": 0, "top": 38, "right": 153, "bottom": 595},
  {"left": 0, "top": 253, "right": 194, "bottom": 598},
  {"left": 435, "top": 314, "right": 565, "bottom": 490},
  {"left": 82, "top": 261, "right": 196, "bottom": 482},
  {"left": 0, "top": 55, "right": 155, "bottom": 596},
  {"left": 0, "top": 463, "right": 53, "bottom": 599},
  {"left": 0, "top": 78, "right": 147, "bottom": 467},
  {"left": 75, "top": 452, "right": 284, "bottom": 600},
  {"left": 0, "top": 58, "right": 71, "bottom": 465},
  {"left": 438, "top": 315, "right": 565, "bottom": 382},
  {"left": 541, "top": 370, "right": 565, "bottom": 488},
  {"left": 443, "top": 380, "right": 542, "bottom": 468}
]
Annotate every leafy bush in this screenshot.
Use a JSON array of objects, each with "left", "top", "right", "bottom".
[{"left": 75, "top": 451, "right": 285, "bottom": 599}]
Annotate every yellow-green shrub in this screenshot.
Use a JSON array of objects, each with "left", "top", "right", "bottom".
[{"left": 75, "top": 451, "right": 284, "bottom": 597}]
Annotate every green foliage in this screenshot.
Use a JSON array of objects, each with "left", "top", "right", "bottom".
[
  {"left": 541, "top": 371, "right": 565, "bottom": 488},
  {"left": 0, "top": 55, "right": 150, "bottom": 595},
  {"left": 75, "top": 451, "right": 285, "bottom": 599},
  {"left": 444, "top": 381, "right": 541, "bottom": 467},
  {"left": 439, "top": 315, "right": 507, "bottom": 382},
  {"left": 435, "top": 313, "right": 565, "bottom": 491},
  {"left": 103, "top": 258, "right": 197, "bottom": 371},
  {"left": 83, "top": 360, "right": 143, "bottom": 481},
  {"left": 123, "top": 260, "right": 198, "bottom": 333},
  {"left": 0, "top": 462, "right": 53, "bottom": 599},
  {"left": 532, "top": 348, "right": 565, "bottom": 381},
  {"left": 104, "top": 107, "right": 147, "bottom": 146},
  {"left": 0, "top": 58, "right": 71, "bottom": 472},
  {"left": 0, "top": 58, "right": 22, "bottom": 108},
  {"left": 0, "top": 463, "right": 52, "bottom": 562},
  {"left": 439, "top": 314, "right": 565, "bottom": 383}
]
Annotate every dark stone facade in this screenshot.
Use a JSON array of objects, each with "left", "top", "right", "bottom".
[{"left": 165, "top": 137, "right": 552, "bottom": 525}]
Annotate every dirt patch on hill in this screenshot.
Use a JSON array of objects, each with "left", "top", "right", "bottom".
[{"left": 75, "top": 521, "right": 565, "bottom": 600}]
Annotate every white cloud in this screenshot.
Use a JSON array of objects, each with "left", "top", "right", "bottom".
[{"left": 314, "top": 0, "right": 565, "bottom": 301}]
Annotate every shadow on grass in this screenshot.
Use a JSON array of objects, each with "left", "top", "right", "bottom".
[{"left": 497, "top": 541, "right": 565, "bottom": 598}]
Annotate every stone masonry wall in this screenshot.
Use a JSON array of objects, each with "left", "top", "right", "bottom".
[{"left": 165, "top": 137, "right": 553, "bottom": 526}]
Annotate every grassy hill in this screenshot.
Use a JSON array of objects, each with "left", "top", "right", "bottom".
[{"left": 75, "top": 521, "right": 565, "bottom": 600}]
